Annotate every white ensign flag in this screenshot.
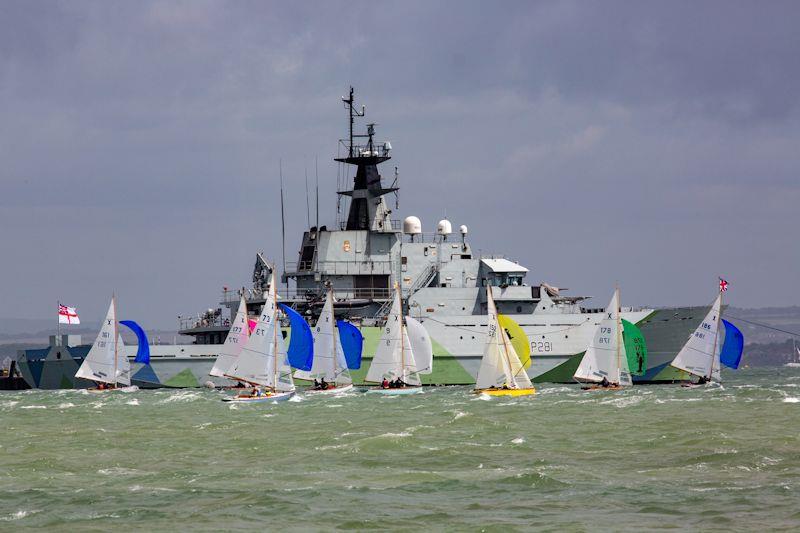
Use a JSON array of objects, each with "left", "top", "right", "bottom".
[{"left": 58, "top": 304, "right": 80, "bottom": 325}]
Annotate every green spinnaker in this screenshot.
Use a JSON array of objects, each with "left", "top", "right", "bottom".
[{"left": 622, "top": 319, "right": 647, "bottom": 376}]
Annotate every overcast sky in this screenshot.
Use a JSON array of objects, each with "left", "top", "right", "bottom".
[{"left": 1, "top": 1, "right": 798, "bottom": 330}]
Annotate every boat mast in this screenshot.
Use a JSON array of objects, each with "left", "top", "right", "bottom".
[
  {"left": 398, "top": 283, "right": 405, "bottom": 383},
  {"left": 330, "top": 286, "right": 338, "bottom": 380},
  {"left": 272, "top": 283, "right": 279, "bottom": 392},
  {"left": 615, "top": 286, "right": 622, "bottom": 385},
  {"left": 708, "top": 287, "right": 722, "bottom": 382},
  {"left": 493, "top": 289, "right": 518, "bottom": 389},
  {"left": 113, "top": 293, "right": 118, "bottom": 388}
]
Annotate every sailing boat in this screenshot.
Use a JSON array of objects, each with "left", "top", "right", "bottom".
[
  {"left": 670, "top": 287, "right": 744, "bottom": 385},
  {"left": 294, "top": 286, "right": 361, "bottom": 394},
  {"left": 573, "top": 288, "right": 632, "bottom": 390},
  {"left": 785, "top": 339, "right": 800, "bottom": 368},
  {"left": 474, "top": 285, "right": 535, "bottom": 396},
  {"left": 223, "top": 272, "right": 298, "bottom": 403},
  {"left": 75, "top": 295, "right": 134, "bottom": 391},
  {"left": 209, "top": 294, "right": 250, "bottom": 385},
  {"left": 365, "top": 283, "right": 425, "bottom": 395}
]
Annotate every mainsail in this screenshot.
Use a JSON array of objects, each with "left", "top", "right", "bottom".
[
  {"left": 294, "top": 288, "right": 352, "bottom": 386},
  {"left": 75, "top": 297, "right": 129, "bottom": 386},
  {"left": 226, "top": 273, "right": 295, "bottom": 391},
  {"left": 365, "top": 284, "right": 421, "bottom": 385},
  {"left": 670, "top": 293, "right": 722, "bottom": 381},
  {"left": 209, "top": 295, "right": 250, "bottom": 378},
  {"left": 573, "top": 289, "right": 632, "bottom": 386},
  {"left": 475, "top": 287, "right": 534, "bottom": 390},
  {"left": 405, "top": 316, "right": 433, "bottom": 375}
]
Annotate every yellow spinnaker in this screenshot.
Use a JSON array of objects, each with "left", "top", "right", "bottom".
[{"left": 498, "top": 314, "right": 531, "bottom": 369}]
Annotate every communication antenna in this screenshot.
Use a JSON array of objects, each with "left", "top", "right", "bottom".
[
  {"left": 304, "top": 165, "right": 311, "bottom": 228},
  {"left": 279, "top": 159, "right": 287, "bottom": 292},
  {"left": 315, "top": 156, "right": 320, "bottom": 231},
  {"left": 342, "top": 86, "right": 365, "bottom": 158}
]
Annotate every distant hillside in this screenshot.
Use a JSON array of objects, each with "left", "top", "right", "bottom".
[
  {"left": 742, "top": 339, "right": 799, "bottom": 367},
  {"left": 726, "top": 307, "right": 800, "bottom": 345}
]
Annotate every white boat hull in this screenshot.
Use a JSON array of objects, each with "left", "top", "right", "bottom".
[
  {"left": 221, "top": 391, "right": 295, "bottom": 403},
  {"left": 365, "top": 387, "right": 424, "bottom": 395}
]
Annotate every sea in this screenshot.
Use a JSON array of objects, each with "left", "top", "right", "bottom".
[{"left": 1, "top": 368, "right": 798, "bottom": 531}]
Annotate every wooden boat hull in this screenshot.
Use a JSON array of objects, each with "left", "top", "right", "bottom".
[
  {"left": 365, "top": 387, "right": 424, "bottom": 395},
  {"left": 86, "top": 385, "right": 140, "bottom": 393},
  {"left": 475, "top": 388, "right": 535, "bottom": 397},
  {"left": 221, "top": 391, "right": 295, "bottom": 403},
  {"left": 304, "top": 384, "right": 354, "bottom": 395},
  {"left": 580, "top": 385, "right": 623, "bottom": 391}
]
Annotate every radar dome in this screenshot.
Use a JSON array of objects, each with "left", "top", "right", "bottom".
[
  {"left": 437, "top": 219, "right": 453, "bottom": 235},
  {"left": 403, "top": 216, "right": 422, "bottom": 235},
  {"left": 459, "top": 224, "right": 468, "bottom": 235}
]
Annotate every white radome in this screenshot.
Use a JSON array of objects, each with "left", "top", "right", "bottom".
[
  {"left": 403, "top": 216, "right": 422, "bottom": 235},
  {"left": 437, "top": 219, "right": 453, "bottom": 235}
]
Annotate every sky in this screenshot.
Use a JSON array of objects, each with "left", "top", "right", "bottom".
[{"left": 1, "top": 0, "right": 799, "bottom": 330}]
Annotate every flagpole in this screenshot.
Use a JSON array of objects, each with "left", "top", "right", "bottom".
[{"left": 57, "top": 300, "right": 61, "bottom": 346}]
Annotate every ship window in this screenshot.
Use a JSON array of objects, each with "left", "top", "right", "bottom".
[
  {"left": 516, "top": 306, "right": 522, "bottom": 313},
  {"left": 424, "top": 247, "right": 429, "bottom": 256},
  {"left": 401, "top": 256, "right": 407, "bottom": 265},
  {"left": 56, "top": 351, "right": 61, "bottom": 359}
]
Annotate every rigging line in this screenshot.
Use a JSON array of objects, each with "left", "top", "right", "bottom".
[
  {"left": 724, "top": 314, "right": 800, "bottom": 338},
  {"left": 304, "top": 165, "right": 310, "bottom": 228}
]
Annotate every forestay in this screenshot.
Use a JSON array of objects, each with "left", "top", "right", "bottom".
[
  {"left": 573, "top": 289, "right": 632, "bottom": 386},
  {"left": 670, "top": 294, "right": 722, "bottom": 381},
  {"left": 366, "top": 285, "right": 421, "bottom": 385},
  {"left": 475, "top": 287, "right": 533, "bottom": 390},
  {"left": 209, "top": 295, "right": 249, "bottom": 378}
]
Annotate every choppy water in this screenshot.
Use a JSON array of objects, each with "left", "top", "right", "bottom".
[{"left": 1, "top": 368, "right": 799, "bottom": 531}]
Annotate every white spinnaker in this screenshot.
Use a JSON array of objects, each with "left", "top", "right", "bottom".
[
  {"left": 405, "top": 316, "right": 433, "bottom": 375},
  {"left": 366, "top": 286, "right": 421, "bottom": 385},
  {"left": 671, "top": 293, "right": 722, "bottom": 381},
  {"left": 294, "top": 289, "right": 351, "bottom": 385},
  {"left": 75, "top": 298, "right": 119, "bottom": 385},
  {"left": 226, "top": 272, "right": 294, "bottom": 391},
  {"left": 573, "top": 289, "right": 632, "bottom": 386},
  {"left": 475, "top": 287, "right": 533, "bottom": 390},
  {"left": 210, "top": 295, "right": 250, "bottom": 378}
]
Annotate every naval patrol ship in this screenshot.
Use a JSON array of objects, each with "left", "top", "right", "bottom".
[
  {"left": 18, "top": 88, "right": 705, "bottom": 389},
  {"left": 179, "top": 87, "right": 705, "bottom": 385}
]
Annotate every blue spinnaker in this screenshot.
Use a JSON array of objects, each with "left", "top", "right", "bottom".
[
  {"left": 279, "top": 304, "right": 314, "bottom": 371},
  {"left": 120, "top": 320, "right": 150, "bottom": 364},
  {"left": 720, "top": 319, "right": 744, "bottom": 369},
  {"left": 337, "top": 320, "right": 363, "bottom": 369}
]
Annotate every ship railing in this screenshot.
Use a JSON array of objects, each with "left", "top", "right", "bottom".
[
  {"left": 284, "top": 260, "right": 395, "bottom": 276},
  {"left": 178, "top": 315, "right": 230, "bottom": 331},
  {"left": 337, "top": 140, "right": 392, "bottom": 159},
  {"left": 221, "top": 286, "right": 393, "bottom": 305}
]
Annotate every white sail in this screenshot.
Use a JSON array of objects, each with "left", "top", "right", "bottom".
[
  {"left": 115, "top": 334, "right": 131, "bottom": 386},
  {"left": 405, "top": 316, "right": 433, "bottom": 375},
  {"left": 366, "top": 285, "right": 421, "bottom": 385},
  {"left": 475, "top": 287, "right": 533, "bottom": 390},
  {"left": 294, "top": 288, "right": 351, "bottom": 385},
  {"left": 209, "top": 295, "right": 250, "bottom": 378},
  {"left": 226, "top": 273, "right": 295, "bottom": 391},
  {"left": 75, "top": 298, "right": 121, "bottom": 386},
  {"left": 573, "top": 289, "right": 632, "bottom": 386},
  {"left": 670, "top": 293, "right": 722, "bottom": 381}
]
